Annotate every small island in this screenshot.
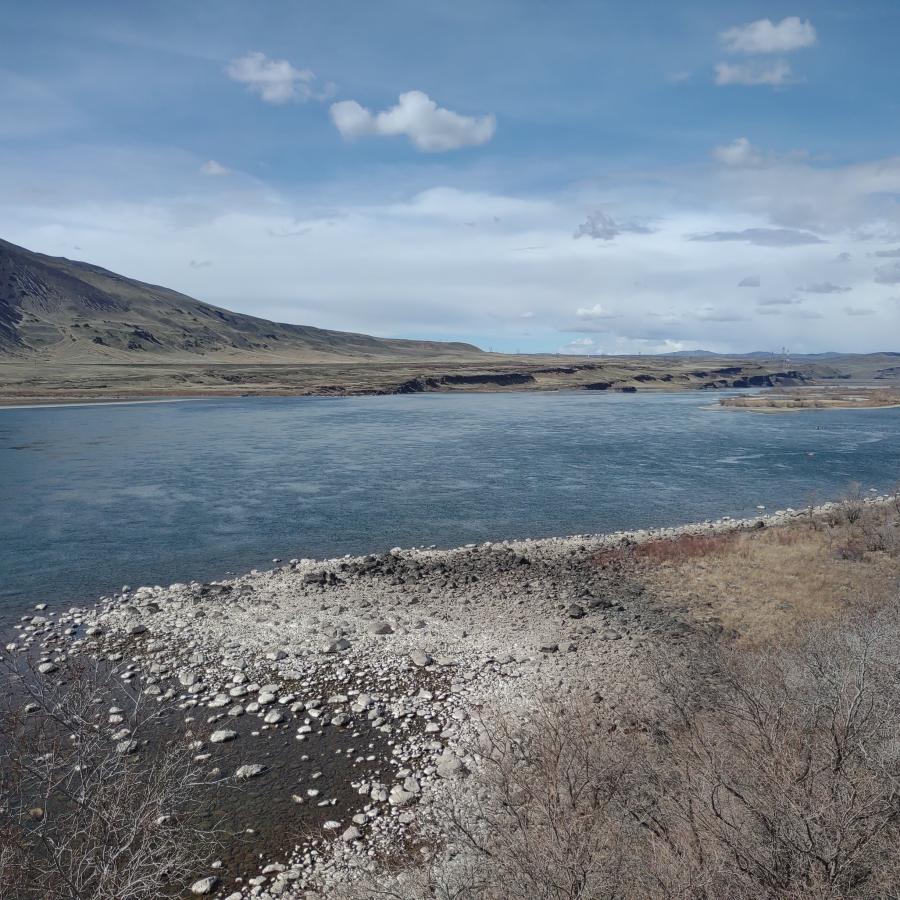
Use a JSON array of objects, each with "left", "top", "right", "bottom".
[{"left": 720, "top": 387, "right": 900, "bottom": 411}]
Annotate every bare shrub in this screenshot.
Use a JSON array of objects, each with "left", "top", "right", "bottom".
[
  {"left": 654, "top": 611, "right": 900, "bottom": 899},
  {"left": 834, "top": 534, "right": 867, "bottom": 561},
  {"left": 352, "top": 602, "right": 900, "bottom": 900},
  {"left": 860, "top": 512, "right": 900, "bottom": 556},
  {"left": 841, "top": 482, "right": 865, "bottom": 525},
  {"left": 829, "top": 500, "right": 900, "bottom": 560},
  {"left": 346, "top": 700, "right": 653, "bottom": 900},
  {"left": 0, "top": 656, "right": 219, "bottom": 900}
]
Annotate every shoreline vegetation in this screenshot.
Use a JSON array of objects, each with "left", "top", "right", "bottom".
[
  {"left": 720, "top": 386, "right": 900, "bottom": 412},
  {"left": 4, "top": 491, "right": 900, "bottom": 897}
]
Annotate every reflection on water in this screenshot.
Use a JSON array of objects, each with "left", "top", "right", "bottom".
[{"left": 1, "top": 392, "right": 898, "bottom": 618}]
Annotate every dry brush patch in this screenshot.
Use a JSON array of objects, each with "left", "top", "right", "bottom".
[
  {"left": 346, "top": 601, "right": 900, "bottom": 900},
  {"left": 0, "top": 656, "right": 220, "bottom": 900}
]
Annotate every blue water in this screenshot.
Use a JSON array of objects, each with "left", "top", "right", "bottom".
[{"left": 1, "top": 392, "right": 898, "bottom": 620}]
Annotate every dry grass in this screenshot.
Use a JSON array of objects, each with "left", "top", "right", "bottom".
[{"left": 603, "top": 507, "right": 900, "bottom": 647}]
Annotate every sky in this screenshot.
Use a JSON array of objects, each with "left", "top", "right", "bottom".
[{"left": 2, "top": 1, "right": 900, "bottom": 355}]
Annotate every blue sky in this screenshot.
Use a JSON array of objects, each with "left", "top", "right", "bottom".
[{"left": 3, "top": 1, "right": 900, "bottom": 353}]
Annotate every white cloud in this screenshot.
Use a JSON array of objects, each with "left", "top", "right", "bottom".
[
  {"left": 558, "top": 337, "right": 596, "bottom": 355},
  {"left": 199, "top": 160, "right": 229, "bottom": 176},
  {"left": 701, "top": 150, "right": 900, "bottom": 234},
  {"left": 873, "top": 248, "right": 900, "bottom": 258},
  {"left": 844, "top": 307, "right": 875, "bottom": 316},
  {"left": 712, "top": 138, "right": 764, "bottom": 167},
  {"left": 330, "top": 91, "right": 495, "bottom": 152},
  {"left": 720, "top": 17, "right": 817, "bottom": 55},
  {"left": 714, "top": 61, "right": 794, "bottom": 87},
  {"left": 737, "top": 275, "right": 760, "bottom": 287},
  {"left": 576, "top": 303, "right": 616, "bottom": 320},
  {"left": 226, "top": 51, "right": 333, "bottom": 104}
]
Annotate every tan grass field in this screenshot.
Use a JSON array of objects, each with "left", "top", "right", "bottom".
[{"left": 598, "top": 503, "right": 900, "bottom": 647}]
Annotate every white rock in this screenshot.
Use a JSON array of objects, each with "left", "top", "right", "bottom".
[{"left": 190, "top": 876, "right": 219, "bottom": 895}]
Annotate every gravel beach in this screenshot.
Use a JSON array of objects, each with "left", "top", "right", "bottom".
[{"left": 5, "top": 498, "right": 887, "bottom": 898}]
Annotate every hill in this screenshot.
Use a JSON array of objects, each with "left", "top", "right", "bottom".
[{"left": 0, "top": 238, "right": 481, "bottom": 362}]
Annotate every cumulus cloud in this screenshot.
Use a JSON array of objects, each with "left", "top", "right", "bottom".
[
  {"left": 226, "top": 51, "right": 333, "bottom": 104},
  {"left": 688, "top": 227, "right": 825, "bottom": 246},
  {"left": 798, "top": 282, "right": 851, "bottom": 294},
  {"left": 558, "top": 337, "right": 596, "bottom": 355},
  {"left": 738, "top": 275, "right": 761, "bottom": 287},
  {"left": 199, "top": 160, "right": 229, "bottom": 176},
  {"left": 720, "top": 17, "right": 817, "bottom": 55},
  {"left": 330, "top": 91, "right": 495, "bottom": 152},
  {"left": 873, "top": 248, "right": 900, "bottom": 258},
  {"left": 835, "top": 252, "right": 852, "bottom": 263},
  {"left": 575, "top": 303, "right": 616, "bottom": 320},
  {"left": 573, "top": 211, "right": 652, "bottom": 241},
  {"left": 874, "top": 261, "right": 900, "bottom": 284},
  {"left": 188, "top": 259, "right": 212, "bottom": 269},
  {"left": 714, "top": 61, "right": 794, "bottom": 87},
  {"left": 712, "top": 137, "right": 764, "bottom": 167}
]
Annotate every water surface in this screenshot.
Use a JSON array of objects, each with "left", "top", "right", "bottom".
[{"left": 2, "top": 392, "right": 898, "bottom": 620}]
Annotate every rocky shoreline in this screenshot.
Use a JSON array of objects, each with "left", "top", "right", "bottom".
[{"left": 5, "top": 497, "right": 891, "bottom": 898}]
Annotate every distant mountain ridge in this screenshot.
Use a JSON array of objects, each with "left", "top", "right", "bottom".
[{"left": 0, "top": 239, "right": 481, "bottom": 362}]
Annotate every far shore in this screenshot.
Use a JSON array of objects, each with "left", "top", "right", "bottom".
[
  {"left": 0, "top": 385, "right": 745, "bottom": 408},
  {"left": 715, "top": 401, "right": 900, "bottom": 413},
  {"left": 0, "top": 396, "right": 209, "bottom": 410},
  {"left": 719, "top": 386, "right": 900, "bottom": 413}
]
